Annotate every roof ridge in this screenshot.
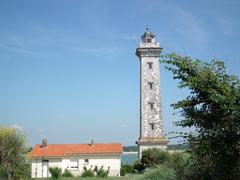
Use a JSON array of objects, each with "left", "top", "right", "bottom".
[{"left": 36, "top": 143, "right": 122, "bottom": 145}]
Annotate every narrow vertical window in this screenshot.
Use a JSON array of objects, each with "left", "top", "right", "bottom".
[
  {"left": 148, "top": 82, "right": 153, "bottom": 89},
  {"left": 147, "top": 62, "right": 153, "bottom": 69},
  {"left": 149, "top": 123, "right": 155, "bottom": 130},
  {"left": 148, "top": 102, "right": 154, "bottom": 110}
]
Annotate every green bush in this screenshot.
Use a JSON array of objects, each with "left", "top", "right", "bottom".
[
  {"left": 49, "top": 167, "right": 62, "bottom": 180},
  {"left": 120, "top": 167, "right": 126, "bottom": 176},
  {"left": 133, "top": 148, "right": 190, "bottom": 179},
  {"left": 62, "top": 169, "right": 73, "bottom": 177},
  {"left": 81, "top": 166, "right": 94, "bottom": 177},
  {"left": 122, "top": 164, "right": 133, "bottom": 173},
  {"left": 14, "top": 163, "right": 31, "bottom": 180},
  {"left": 94, "top": 166, "right": 109, "bottom": 177},
  {"left": 166, "top": 152, "right": 189, "bottom": 180},
  {"left": 138, "top": 165, "right": 176, "bottom": 180},
  {"left": 141, "top": 148, "right": 170, "bottom": 168},
  {"left": 133, "top": 160, "right": 145, "bottom": 173}
]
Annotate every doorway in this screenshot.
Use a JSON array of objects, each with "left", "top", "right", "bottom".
[{"left": 42, "top": 160, "right": 49, "bottom": 178}]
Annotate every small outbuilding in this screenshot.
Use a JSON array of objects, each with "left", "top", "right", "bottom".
[{"left": 29, "top": 140, "right": 122, "bottom": 178}]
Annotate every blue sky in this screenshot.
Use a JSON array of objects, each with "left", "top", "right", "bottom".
[{"left": 0, "top": 0, "right": 239, "bottom": 146}]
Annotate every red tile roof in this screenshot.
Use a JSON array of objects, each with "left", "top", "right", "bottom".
[{"left": 30, "top": 143, "right": 122, "bottom": 157}]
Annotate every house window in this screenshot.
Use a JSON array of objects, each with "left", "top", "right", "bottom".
[
  {"left": 148, "top": 82, "right": 154, "bottom": 89},
  {"left": 84, "top": 159, "right": 89, "bottom": 165},
  {"left": 67, "top": 160, "right": 78, "bottom": 170},
  {"left": 147, "top": 38, "right": 151, "bottom": 43},
  {"left": 148, "top": 102, "right": 154, "bottom": 110},
  {"left": 147, "top": 62, "right": 153, "bottom": 69}
]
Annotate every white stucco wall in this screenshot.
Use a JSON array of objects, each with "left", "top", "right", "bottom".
[
  {"left": 31, "top": 154, "right": 121, "bottom": 178},
  {"left": 31, "top": 159, "right": 43, "bottom": 178}
]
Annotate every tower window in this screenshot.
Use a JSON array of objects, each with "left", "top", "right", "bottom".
[
  {"left": 148, "top": 82, "right": 154, "bottom": 89},
  {"left": 149, "top": 123, "right": 155, "bottom": 130},
  {"left": 148, "top": 102, "right": 154, "bottom": 110},
  {"left": 147, "top": 62, "right": 153, "bottom": 69}
]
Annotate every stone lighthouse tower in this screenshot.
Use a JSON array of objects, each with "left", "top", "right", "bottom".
[{"left": 136, "top": 28, "right": 168, "bottom": 158}]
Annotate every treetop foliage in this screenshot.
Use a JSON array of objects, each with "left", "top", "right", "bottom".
[
  {"left": 161, "top": 53, "right": 240, "bottom": 179},
  {"left": 0, "top": 126, "right": 29, "bottom": 179}
]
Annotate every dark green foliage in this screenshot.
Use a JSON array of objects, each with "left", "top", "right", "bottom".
[
  {"left": 167, "top": 144, "right": 189, "bottom": 150},
  {"left": 166, "top": 153, "right": 190, "bottom": 180},
  {"left": 94, "top": 166, "right": 109, "bottom": 177},
  {"left": 133, "top": 160, "right": 145, "bottom": 173},
  {"left": 120, "top": 164, "right": 133, "bottom": 176},
  {"left": 49, "top": 167, "right": 62, "bottom": 180},
  {"left": 122, "top": 164, "right": 133, "bottom": 173},
  {"left": 141, "top": 148, "right": 170, "bottom": 168},
  {"left": 161, "top": 53, "right": 240, "bottom": 179},
  {"left": 0, "top": 167, "right": 7, "bottom": 178},
  {"left": 81, "top": 166, "right": 95, "bottom": 177},
  {"left": 62, "top": 169, "right": 73, "bottom": 177},
  {"left": 120, "top": 167, "right": 126, "bottom": 176}
]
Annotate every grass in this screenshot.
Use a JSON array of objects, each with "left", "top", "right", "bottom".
[{"left": 33, "top": 174, "right": 141, "bottom": 180}]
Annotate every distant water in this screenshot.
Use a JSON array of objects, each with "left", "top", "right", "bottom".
[{"left": 121, "top": 152, "right": 138, "bottom": 165}]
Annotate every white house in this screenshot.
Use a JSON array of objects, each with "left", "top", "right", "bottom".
[{"left": 29, "top": 140, "right": 122, "bottom": 178}]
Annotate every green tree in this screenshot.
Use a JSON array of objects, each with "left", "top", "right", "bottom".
[
  {"left": 0, "top": 126, "right": 29, "bottom": 180},
  {"left": 161, "top": 53, "right": 240, "bottom": 179}
]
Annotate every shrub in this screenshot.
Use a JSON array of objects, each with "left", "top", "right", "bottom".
[
  {"left": 62, "top": 169, "right": 73, "bottom": 177},
  {"left": 166, "top": 152, "right": 189, "bottom": 180},
  {"left": 120, "top": 167, "right": 126, "bottom": 176},
  {"left": 138, "top": 165, "right": 176, "bottom": 180},
  {"left": 49, "top": 167, "right": 62, "bottom": 180},
  {"left": 94, "top": 166, "right": 109, "bottom": 177},
  {"left": 14, "top": 163, "right": 31, "bottom": 180},
  {"left": 133, "top": 160, "right": 145, "bottom": 173},
  {"left": 81, "top": 166, "right": 94, "bottom": 177},
  {"left": 141, "top": 148, "right": 170, "bottom": 168},
  {"left": 122, "top": 164, "right": 133, "bottom": 173}
]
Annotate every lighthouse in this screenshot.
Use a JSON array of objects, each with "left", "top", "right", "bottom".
[{"left": 136, "top": 28, "right": 168, "bottom": 158}]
